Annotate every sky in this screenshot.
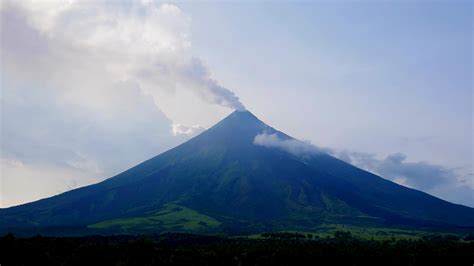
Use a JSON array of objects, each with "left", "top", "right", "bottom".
[{"left": 0, "top": 0, "right": 472, "bottom": 208}]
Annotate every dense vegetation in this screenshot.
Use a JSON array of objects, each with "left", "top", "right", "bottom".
[{"left": 1, "top": 232, "right": 473, "bottom": 266}]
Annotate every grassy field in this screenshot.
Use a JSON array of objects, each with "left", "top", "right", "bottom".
[
  {"left": 89, "top": 203, "right": 220, "bottom": 233},
  {"left": 311, "top": 224, "right": 424, "bottom": 240},
  {"left": 242, "top": 223, "right": 472, "bottom": 242},
  {"left": 89, "top": 206, "right": 470, "bottom": 241}
]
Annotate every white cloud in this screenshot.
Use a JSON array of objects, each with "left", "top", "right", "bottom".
[
  {"left": 253, "top": 133, "right": 474, "bottom": 207},
  {"left": 0, "top": 158, "right": 99, "bottom": 208},
  {"left": 253, "top": 133, "right": 326, "bottom": 157},
  {"left": 172, "top": 123, "right": 206, "bottom": 137},
  {"left": 335, "top": 151, "right": 474, "bottom": 207},
  {"left": 1, "top": 0, "right": 244, "bottom": 110},
  {"left": 0, "top": 0, "right": 243, "bottom": 207}
]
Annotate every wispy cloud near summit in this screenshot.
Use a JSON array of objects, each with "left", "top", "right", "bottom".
[{"left": 253, "top": 133, "right": 328, "bottom": 157}]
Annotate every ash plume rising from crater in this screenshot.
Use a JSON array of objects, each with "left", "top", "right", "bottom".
[
  {"left": 183, "top": 57, "right": 246, "bottom": 111},
  {"left": 0, "top": 0, "right": 246, "bottom": 207},
  {"left": 206, "top": 79, "right": 246, "bottom": 111}
]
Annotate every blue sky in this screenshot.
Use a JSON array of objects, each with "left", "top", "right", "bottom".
[
  {"left": 181, "top": 1, "right": 473, "bottom": 195},
  {"left": 182, "top": 1, "right": 472, "bottom": 165},
  {"left": 1, "top": 0, "right": 472, "bottom": 207}
]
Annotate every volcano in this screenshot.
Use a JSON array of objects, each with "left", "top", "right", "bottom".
[{"left": 1, "top": 110, "right": 473, "bottom": 235}]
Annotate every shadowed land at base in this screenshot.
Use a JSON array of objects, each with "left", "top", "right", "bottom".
[{"left": 1, "top": 231, "right": 473, "bottom": 266}]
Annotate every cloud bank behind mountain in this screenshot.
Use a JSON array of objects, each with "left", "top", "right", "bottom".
[
  {"left": 254, "top": 132, "right": 474, "bottom": 207},
  {"left": 0, "top": 0, "right": 244, "bottom": 207}
]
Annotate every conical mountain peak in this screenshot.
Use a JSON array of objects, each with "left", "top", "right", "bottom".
[
  {"left": 227, "top": 109, "right": 261, "bottom": 120},
  {"left": 1, "top": 108, "right": 473, "bottom": 236},
  {"left": 196, "top": 110, "right": 273, "bottom": 145},
  {"left": 217, "top": 110, "right": 265, "bottom": 128}
]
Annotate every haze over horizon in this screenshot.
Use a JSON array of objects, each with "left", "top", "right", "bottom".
[{"left": 1, "top": 0, "right": 472, "bottom": 208}]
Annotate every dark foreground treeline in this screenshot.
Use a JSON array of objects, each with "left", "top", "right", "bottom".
[{"left": 1, "top": 232, "right": 473, "bottom": 266}]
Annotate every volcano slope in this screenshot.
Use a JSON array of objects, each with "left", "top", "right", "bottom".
[{"left": 1, "top": 111, "right": 473, "bottom": 235}]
